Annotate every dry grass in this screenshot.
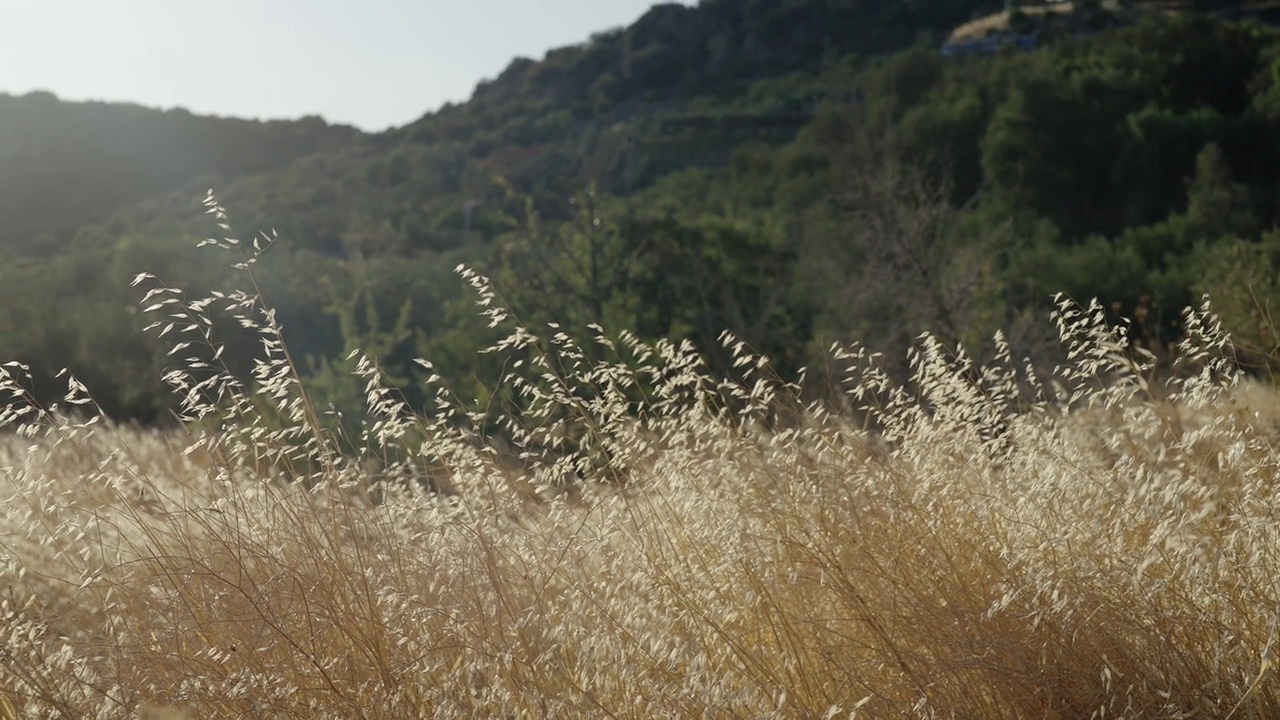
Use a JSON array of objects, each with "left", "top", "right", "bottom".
[
  {"left": 949, "top": 2, "right": 1100, "bottom": 41},
  {"left": 1, "top": 194, "right": 1280, "bottom": 717}
]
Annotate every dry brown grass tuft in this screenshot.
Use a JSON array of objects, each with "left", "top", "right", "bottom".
[
  {"left": 1, "top": 195, "right": 1279, "bottom": 717},
  {"left": 948, "top": 2, "right": 1115, "bottom": 41}
]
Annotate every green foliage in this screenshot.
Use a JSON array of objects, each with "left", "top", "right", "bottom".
[
  {"left": 7, "top": 3, "right": 1280, "bottom": 420},
  {"left": 0, "top": 92, "right": 355, "bottom": 250},
  {"left": 1185, "top": 142, "right": 1259, "bottom": 239},
  {"left": 1191, "top": 230, "right": 1280, "bottom": 368}
]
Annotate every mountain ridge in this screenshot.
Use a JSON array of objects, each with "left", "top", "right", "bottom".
[{"left": 9, "top": 0, "right": 1280, "bottom": 424}]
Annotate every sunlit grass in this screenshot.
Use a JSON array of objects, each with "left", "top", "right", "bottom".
[{"left": 0, "top": 195, "right": 1278, "bottom": 717}]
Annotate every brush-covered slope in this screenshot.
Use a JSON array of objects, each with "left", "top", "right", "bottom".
[
  {"left": 11, "top": 0, "right": 1280, "bottom": 426},
  {"left": 0, "top": 91, "right": 360, "bottom": 255}
]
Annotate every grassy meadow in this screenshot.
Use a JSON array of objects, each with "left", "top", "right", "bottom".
[{"left": 3, "top": 204, "right": 1280, "bottom": 718}]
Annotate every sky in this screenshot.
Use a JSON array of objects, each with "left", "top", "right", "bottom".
[{"left": 0, "top": 0, "right": 682, "bottom": 132}]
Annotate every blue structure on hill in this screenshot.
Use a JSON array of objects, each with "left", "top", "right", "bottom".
[{"left": 940, "top": 32, "right": 1041, "bottom": 57}]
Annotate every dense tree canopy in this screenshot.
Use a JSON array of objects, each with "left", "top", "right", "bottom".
[{"left": 3, "top": 0, "right": 1280, "bottom": 421}]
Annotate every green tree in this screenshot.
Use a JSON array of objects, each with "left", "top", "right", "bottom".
[{"left": 1184, "top": 142, "right": 1257, "bottom": 241}]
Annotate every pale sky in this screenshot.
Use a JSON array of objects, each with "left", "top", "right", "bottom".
[{"left": 0, "top": 0, "right": 681, "bottom": 131}]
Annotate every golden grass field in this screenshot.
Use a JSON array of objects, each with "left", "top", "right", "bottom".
[{"left": 2, "top": 201, "right": 1280, "bottom": 717}]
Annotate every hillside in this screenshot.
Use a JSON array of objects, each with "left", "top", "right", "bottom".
[
  {"left": 0, "top": 91, "right": 361, "bottom": 254},
  {"left": 5, "top": 0, "right": 1280, "bottom": 425},
  {"left": 0, "top": 0, "right": 1003, "bottom": 420},
  {"left": 0, "top": 1, "right": 1006, "bottom": 259}
]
